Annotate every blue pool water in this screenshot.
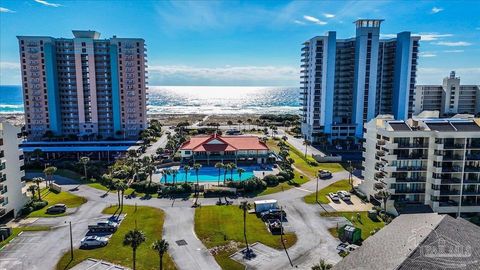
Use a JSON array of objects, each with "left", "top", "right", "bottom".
[{"left": 158, "top": 165, "right": 271, "bottom": 183}]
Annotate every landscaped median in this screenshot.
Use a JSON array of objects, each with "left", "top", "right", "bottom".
[
  {"left": 303, "top": 179, "right": 351, "bottom": 204},
  {"left": 194, "top": 205, "right": 297, "bottom": 270},
  {"left": 56, "top": 205, "right": 176, "bottom": 270},
  {"left": 321, "top": 211, "right": 385, "bottom": 241},
  {"left": 26, "top": 188, "right": 87, "bottom": 218}
]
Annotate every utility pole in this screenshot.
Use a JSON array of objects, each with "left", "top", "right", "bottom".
[
  {"left": 69, "top": 221, "right": 73, "bottom": 260},
  {"left": 280, "top": 206, "right": 293, "bottom": 267},
  {"left": 348, "top": 160, "right": 353, "bottom": 190},
  {"left": 316, "top": 174, "right": 319, "bottom": 204}
]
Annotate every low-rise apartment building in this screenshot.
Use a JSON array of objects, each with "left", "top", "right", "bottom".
[
  {"left": 360, "top": 115, "right": 480, "bottom": 215},
  {"left": 0, "top": 123, "right": 28, "bottom": 219},
  {"left": 414, "top": 71, "right": 480, "bottom": 116}
]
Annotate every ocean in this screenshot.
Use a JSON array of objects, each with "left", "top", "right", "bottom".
[{"left": 0, "top": 85, "right": 300, "bottom": 115}]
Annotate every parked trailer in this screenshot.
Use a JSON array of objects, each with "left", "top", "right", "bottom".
[{"left": 254, "top": 199, "right": 278, "bottom": 213}]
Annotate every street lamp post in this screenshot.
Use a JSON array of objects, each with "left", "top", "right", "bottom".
[{"left": 315, "top": 174, "right": 319, "bottom": 204}]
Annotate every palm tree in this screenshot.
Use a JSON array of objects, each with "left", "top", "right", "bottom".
[
  {"left": 183, "top": 165, "right": 190, "bottom": 184},
  {"left": 239, "top": 201, "right": 251, "bottom": 254},
  {"left": 376, "top": 190, "right": 391, "bottom": 213},
  {"left": 237, "top": 168, "right": 245, "bottom": 182},
  {"left": 123, "top": 229, "right": 146, "bottom": 270},
  {"left": 43, "top": 166, "right": 57, "bottom": 186},
  {"left": 227, "top": 120, "right": 233, "bottom": 129},
  {"left": 303, "top": 139, "right": 311, "bottom": 158},
  {"left": 152, "top": 239, "right": 169, "bottom": 270},
  {"left": 79, "top": 156, "right": 90, "bottom": 180},
  {"left": 311, "top": 259, "right": 333, "bottom": 270},
  {"left": 32, "top": 177, "right": 44, "bottom": 200},
  {"left": 171, "top": 169, "right": 178, "bottom": 186},
  {"left": 113, "top": 179, "right": 122, "bottom": 207},
  {"left": 193, "top": 163, "right": 202, "bottom": 203},
  {"left": 117, "top": 181, "right": 128, "bottom": 211},
  {"left": 224, "top": 163, "right": 230, "bottom": 183},
  {"left": 27, "top": 185, "right": 37, "bottom": 199},
  {"left": 247, "top": 118, "right": 252, "bottom": 130},
  {"left": 215, "top": 162, "right": 224, "bottom": 186},
  {"left": 228, "top": 162, "right": 237, "bottom": 180},
  {"left": 145, "top": 161, "right": 155, "bottom": 187}
]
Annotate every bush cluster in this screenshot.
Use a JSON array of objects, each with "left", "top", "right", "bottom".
[
  {"left": 130, "top": 180, "right": 161, "bottom": 194},
  {"left": 21, "top": 200, "right": 48, "bottom": 215},
  {"left": 160, "top": 183, "right": 193, "bottom": 195},
  {"left": 226, "top": 177, "right": 267, "bottom": 192}
]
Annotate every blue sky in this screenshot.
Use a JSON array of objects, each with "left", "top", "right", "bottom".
[{"left": 0, "top": 0, "right": 479, "bottom": 86}]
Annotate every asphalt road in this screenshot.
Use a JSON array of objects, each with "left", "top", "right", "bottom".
[{"left": 2, "top": 164, "right": 352, "bottom": 270}]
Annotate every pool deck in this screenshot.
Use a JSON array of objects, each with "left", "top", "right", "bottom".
[{"left": 253, "top": 168, "right": 279, "bottom": 178}]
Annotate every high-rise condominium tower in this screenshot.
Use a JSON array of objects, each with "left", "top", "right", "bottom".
[
  {"left": 17, "top": 30, "right": 148, "bottom": 140},
  {"left": 300, "top": 19, "right": 420, "bottom": 142}
]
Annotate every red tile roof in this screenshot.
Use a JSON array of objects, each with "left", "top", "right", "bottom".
[{"left": 180, "top": 134, "right": 269, "bottom": 152}]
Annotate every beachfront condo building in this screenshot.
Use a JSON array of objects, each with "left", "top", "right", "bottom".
[
  {"left": 360, "top": 115, "right": 480, "bottom": 216},
  {"left": 17, "top": 30, "right": 148, "bottom": 140},
  {"left": 414, "top": 71, "right": 480, "bottom": 116},
  {"left": 300, "top": 19, "right": 420, "bottom": 142},
  {"left": 0, "top": 123, "right": 28, "bottom": 219}
]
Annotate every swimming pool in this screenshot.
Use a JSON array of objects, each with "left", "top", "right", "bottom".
[{"left": 157, "top": 165, "right": 272, "bottom": 183}]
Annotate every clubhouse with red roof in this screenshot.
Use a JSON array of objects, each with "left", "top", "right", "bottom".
[{"left": 179, "top": 134, "right": 272, "bottom": 164}]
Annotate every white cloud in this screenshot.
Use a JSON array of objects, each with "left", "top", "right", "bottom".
[
  {"left": 434, "top": 41, "right": 472, "bottom": 47},
  {"left": 33, "top": 0, "right": 62, "bottom": 7},
  {"left": 381, "top": 33, "right": 453, "bottom": 41},
  {"left": 0, "top": 7, "right": 15, "bottom": 13},
  {"left": 323, "top": 13, "right": 335, "bottom": 18},
  {"left": 443, "top": 50, "right": 464, "bottom": 53},
  {"left": 431, "top": 7, "right": 443, "bottom": 14},
  {"left": 293, "top": 20, "right": 306, "bottom": 25},
  {"left": 419, "top": 52, "right": 437, "bottom": 58},
  {"left": 416, "top": 33, "right": 453, "bottom": 41},
  {"left": 303, "top": 15, "right": 327, "bottom": 25},
  {"left": 147, "top": 65, "right": 298, "bottom": 86},
  {"left": 0, "top": 62, "right": 20, "bottom": 69}
]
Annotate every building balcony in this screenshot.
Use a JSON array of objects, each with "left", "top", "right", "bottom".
[
  {"left": 396, "top": 177, "right": 426, "bottom": 183},
  {"left": 397, "top": 143, "right": 429, "bottom": 149},
  {"left": 393, "top": 188, "right": 426, "bottom": 194},
  {"left": 395, "top": 166, "right": 427, "bottom": 172},
  {"left": 439, "top": 190, "right": 461, "bottom": 196},
  {"left": 444, "top": 144, "right": 465, "bottom": 149}
]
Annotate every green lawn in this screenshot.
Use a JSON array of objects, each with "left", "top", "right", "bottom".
[
  {"left": 257, "top": 171, "right": 309, "bottom": 196},
  {"left": 87, "top": 182, "right": 110, "bottom": 191},
  {"left": 321, "top": 211, "right": 385, "bottom": 240},
  {"left": 195, "top": 205, "right": 297, "bottom": 270},
  {"left": 56, "top": 205, "right": 176, "bottom": 270},
  {"left": 303, "top": 179, "right": 351, "bottom": 204},
  {"left": 0, "top": 226, "right": 50, "bottom": 249},
  {"left": 267, "top": 140, "right": 344, "bottom": 180},
  {"left": 28, "top": 188, "right": 87, "bottom": 217}
]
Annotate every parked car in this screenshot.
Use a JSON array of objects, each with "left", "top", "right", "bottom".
[
  {"left": 46, "top": 204, "right": 66, "bottom": 214},
  {"left": 88, "top": 220, "right": 119, "bottom": 232},
  {"left": 337, "top": 242, "right": 359, "bottom": 253},
  {"left": 260, "top": 208, "right": 287, "bottom": 221},
  {"left": 337, "top": 190, "right": 351, "bottom": 201},
  {"left": 328, "top": 192, "right": 340, "bottom": 202},
  {"left": 81, "top": 236, "right": 109, "bottom": 248},
  {"left": 318, "top": 170, "right": 332, "bottom": 179}
]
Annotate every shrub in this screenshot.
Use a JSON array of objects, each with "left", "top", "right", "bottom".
[
  {"left": 130, "top": 180, "right": 161, "bottom": 194},
  {"left": 276, "top": 175, "right": 285, "bottom": 183},
  {"left": 225, "top": 177, "right": 266, "bottom": 192},
  {"left": 263, "top": 175, "right": 279, "bottom": 186},
  {"left": 32, "top": 201, "right": 48, "bottom": 210},
  {"left": 21, "top": 200, "right": 48, "bottom": 214},
  {"left": 277, "top": 171, "right": 294, "bottom": 181},
  {"left": 204, "top": 189, "right": 236, "bottom": 197},
  {"left": 307, "top": 160, "right": 318, "bottom": 166}
]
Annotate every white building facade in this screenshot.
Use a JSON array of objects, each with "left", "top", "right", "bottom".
[
  {"left": 360, "top": 115, "right": 480, "bottom": 215},
  {"left": 414, "top": 71, "right": 480, "bottom": 116},
  {"left": 0, "top": 123, "right": 28, "bottom": 219}
]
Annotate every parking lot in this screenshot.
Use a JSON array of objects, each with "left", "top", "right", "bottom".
[{"left": 327, "top": 194, "right": 374, "bottom": 212}]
